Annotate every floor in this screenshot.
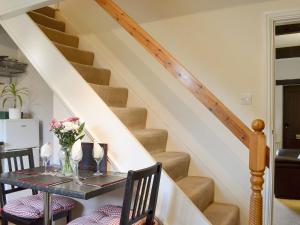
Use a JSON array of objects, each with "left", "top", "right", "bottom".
[{"left": 273, "top": 198, "right": 300, "bottom": 225}]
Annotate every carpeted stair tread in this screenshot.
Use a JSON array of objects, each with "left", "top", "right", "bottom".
[
  {"left": 90, "top": 84, "right": 128, "bottom": 107},
  {"left": 177, "top": 176, "right": 214, "bottom": 211},
  {"left": 34, "top": 6, "right": 56, "bottom": 18},
  {"left": 112, "top": 107, "right": 147, "bottom": 130},
  {"left": 204, "top": 202, "right": 240, "bottom": 225},
  {"left": 153, "top": 151, "right": 190, "bottom": 181},
  {"left": 54, "top": 42, "right": 94, "bottom": 65},
  {"left": 71, "top": 62, "right": 110, "bottom": 85},
  {"left": 133, "top": 129, "right": 168, "bottom": 154},
  {"left": 38, "top": 24, "right": 79, "bottom": 48},
  {"left": 28, "top": 11, "right": 65, "bottom": 32}
]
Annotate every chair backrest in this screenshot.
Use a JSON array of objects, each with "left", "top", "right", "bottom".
[
  {"left": 79, "top": 143, "right": 108, "bottom": 172},
  {"left": 0, "top": 148, "right": 35, "bottom": 207},
  {"left": 120, "top": 162, "right": 162, "bottom": 225}
]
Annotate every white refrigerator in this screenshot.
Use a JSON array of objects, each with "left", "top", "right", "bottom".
[{"left": 0, "top": 119, "right": 40, "bottom": 166}]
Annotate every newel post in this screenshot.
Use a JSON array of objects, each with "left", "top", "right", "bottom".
[{"left": 249, "top": 119, "right": 267, "bottom": 225}]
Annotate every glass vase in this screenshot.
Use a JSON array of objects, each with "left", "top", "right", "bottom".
[{"left": 59, "top": 147, "right": 73, "bottom": 177}]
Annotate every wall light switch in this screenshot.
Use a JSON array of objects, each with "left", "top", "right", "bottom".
[{"left": 240, "top": 94, "right": 253, "bottom": 105}]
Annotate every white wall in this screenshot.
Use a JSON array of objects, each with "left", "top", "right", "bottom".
[
  {"left": 0, "top": 0, "right": 60, "bottom": 19},
  {"left": 58, "top": 0, "right": 300, "bottom": 224},
  {"left": 0, "top": 27, "right": 53, "bottom": 145},
  {"left": 276, "top": 57, "right": 300, "bottom": 80},
  {"left": 0, "top": 26, "right": 18, "bottom": 57},
  {"left": 276, "top": 33, "right": 300, "bottom": 48},
  {"left": 0, "top": 25, "right": 53, "bottom": 203}
]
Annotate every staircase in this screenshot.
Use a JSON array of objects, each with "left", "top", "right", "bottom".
[{"left": 29, "top": 7, "right": 239, "bottom": 225}]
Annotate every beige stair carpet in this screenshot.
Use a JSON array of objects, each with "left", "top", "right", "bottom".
[
  {"left": 71, "top": 62, "right": 111, "bottom": 85},
  {"left": 54, "top": 43, "right": 94, "bottom": 65},
  {"left": 133, "top": 129, "right": 168, "bottom": 154},
  {"left": 30, "top": 7, "right": 240, "bottom": 225},
  {"left": 112, "top": 107, "right": 147, "bottom": 130},
  {"left": 28, "top": 11, "right": 65, "bottom": 31},
  {"left": 38, "top": 25, "right": 79, "bottom": 48}
]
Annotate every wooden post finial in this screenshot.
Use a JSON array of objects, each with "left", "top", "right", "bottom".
[{"left": 251, "top": 119, "right": 265, "bottom": 132}]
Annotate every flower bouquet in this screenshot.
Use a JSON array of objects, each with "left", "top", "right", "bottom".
[{"left": 50, "top": 117, "right": 85, "bottom": 176}]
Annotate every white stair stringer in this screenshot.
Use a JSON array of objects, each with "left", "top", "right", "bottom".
[{"left": 0, "top": 14, "right": 211, "bottom": 225}]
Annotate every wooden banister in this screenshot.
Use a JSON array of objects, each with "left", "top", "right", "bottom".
[{"left": 95, "top": 1, "right": 269, "bottom": 224}]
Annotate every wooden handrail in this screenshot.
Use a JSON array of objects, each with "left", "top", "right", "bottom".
[
  {"left": 95, "top": 1, "right": 268, "bottom": 224},
  {"left": 95, "top": 0, "right": 253, "bottom": 149}
]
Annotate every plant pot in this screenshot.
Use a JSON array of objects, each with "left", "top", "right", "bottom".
[{"left": 9, "top": 108, "right": 21, "bottom": 119}]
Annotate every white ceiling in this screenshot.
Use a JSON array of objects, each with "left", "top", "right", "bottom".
[{"left": 115, "top": 0, "right": 276, "bottom": 23}]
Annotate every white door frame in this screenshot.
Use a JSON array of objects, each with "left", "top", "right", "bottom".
[{"left": 265, "top": 9, "right": 300, "bottom": 225}]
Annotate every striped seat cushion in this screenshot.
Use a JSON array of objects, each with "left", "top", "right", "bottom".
[
  {"left": 68, "top": 205, "right": 159, "bottom": 225},
  {"left": 3, "top": 193, "right": 76, "bottom": 219}
]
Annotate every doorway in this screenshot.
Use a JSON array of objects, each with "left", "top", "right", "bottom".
[
  {"left": 283, "top": 85, "right": 300, "bottom": 149},
  {"left": 268, "top": 12, "right": 300, "bottom": 225}
]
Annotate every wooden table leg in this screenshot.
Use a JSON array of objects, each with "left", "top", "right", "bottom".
[{"left": 43, "top": 192, "right": 52, "bottom": 225}]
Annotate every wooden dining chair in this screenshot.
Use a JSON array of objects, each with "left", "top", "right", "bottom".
[
  {"left": 0, "top": 148, "right": 76, "bottom": 225},
  {"left": 68, "top": 162, "right": 162, "bottom": 225}
]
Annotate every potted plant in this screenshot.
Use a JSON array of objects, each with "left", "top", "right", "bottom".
[{"left": 0, "top": 83, "right": 29, "bottom": 119}]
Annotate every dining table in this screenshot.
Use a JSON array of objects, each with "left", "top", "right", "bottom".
[{"left": 0, "top": 167, "right": 127, "bottom": 225}]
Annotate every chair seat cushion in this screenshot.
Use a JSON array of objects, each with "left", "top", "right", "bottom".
[
  {"left": 68, "top": 205, "right": 159, "bottom": 225},
  {"left": 3, "top": 193, "right": 76, "bottom": 219}
]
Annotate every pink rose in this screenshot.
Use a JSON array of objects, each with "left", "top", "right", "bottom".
[
  {"left": 50, "top": 118, "right": 62, "bottom": 129},
  {"left": 54, "top": 121, "right": 62, "bottom": 129},
  {"left": 50, "top": 118, "right": 57, "bottom": 127}
]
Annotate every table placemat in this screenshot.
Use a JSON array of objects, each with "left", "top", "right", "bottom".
[
  {"left": 18, "top": 175, "right": 72, "bottom": 187},
  {"left": 15, "top": 168, "right": 42, "bottom": 175},
  {"left": 83, "top": 175, "right": 126, "bottom": 187}
]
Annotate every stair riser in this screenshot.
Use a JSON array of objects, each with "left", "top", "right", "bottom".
[
  {"left": 163, "top": 157, "right": 190, "bottom": 181},
  {"left": 90, "top": 84, "right": 128, "bottom": 107},
  {"left": 39, "top": 25, "right": 79, "bottom": 48},
  {"left": 153, "top": 152, "right": 191, "bottom": 182},
  {"left": 34, "top": 7, "right": 56, "bottom": 18},
  {"left": 136, "top": 132, "right": 167, "bottom": 154},
  {"left": 55, "top": 44, "right": 94, "bottom": 65},
  {"left": 177, "top": 177, "right": 215, "bottom": 212},
  {"left": 204, "top": 203, "right": 240, "bottom": 225},
  {"left": 28, "top": 12, "right": 65, "bottom": 32},
  {"left": 72, "top": 63, "right": 110, "bottom": 85},
  {"left": 193, "top": 185, "right": 214, "bottom": 211},
  {"left": 113, "top": 108, "right": 147, "bottom": 130}
]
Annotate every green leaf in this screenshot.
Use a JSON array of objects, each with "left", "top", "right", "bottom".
[
  {"left": 17, "top": 95, "right": 23, "bottom": 107},
  {"left": 78, "top": 122, "right": 85, "bottom": 133},
  {"left": 2, "top": 98, "right": 8, "bottom": 108}
]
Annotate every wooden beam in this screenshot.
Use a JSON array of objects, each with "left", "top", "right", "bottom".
[
  {"left": 276, "top": 79, "right": 300, "bottom": 86},
  {"left": 276, "top": 23, "right": 300, "bottom": 35},
  {"left": 95, "top": 0, "right": 253, "bottom": 148},
  {"left": 276, "top": 46, "right": 300, "bottom": 59}
]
